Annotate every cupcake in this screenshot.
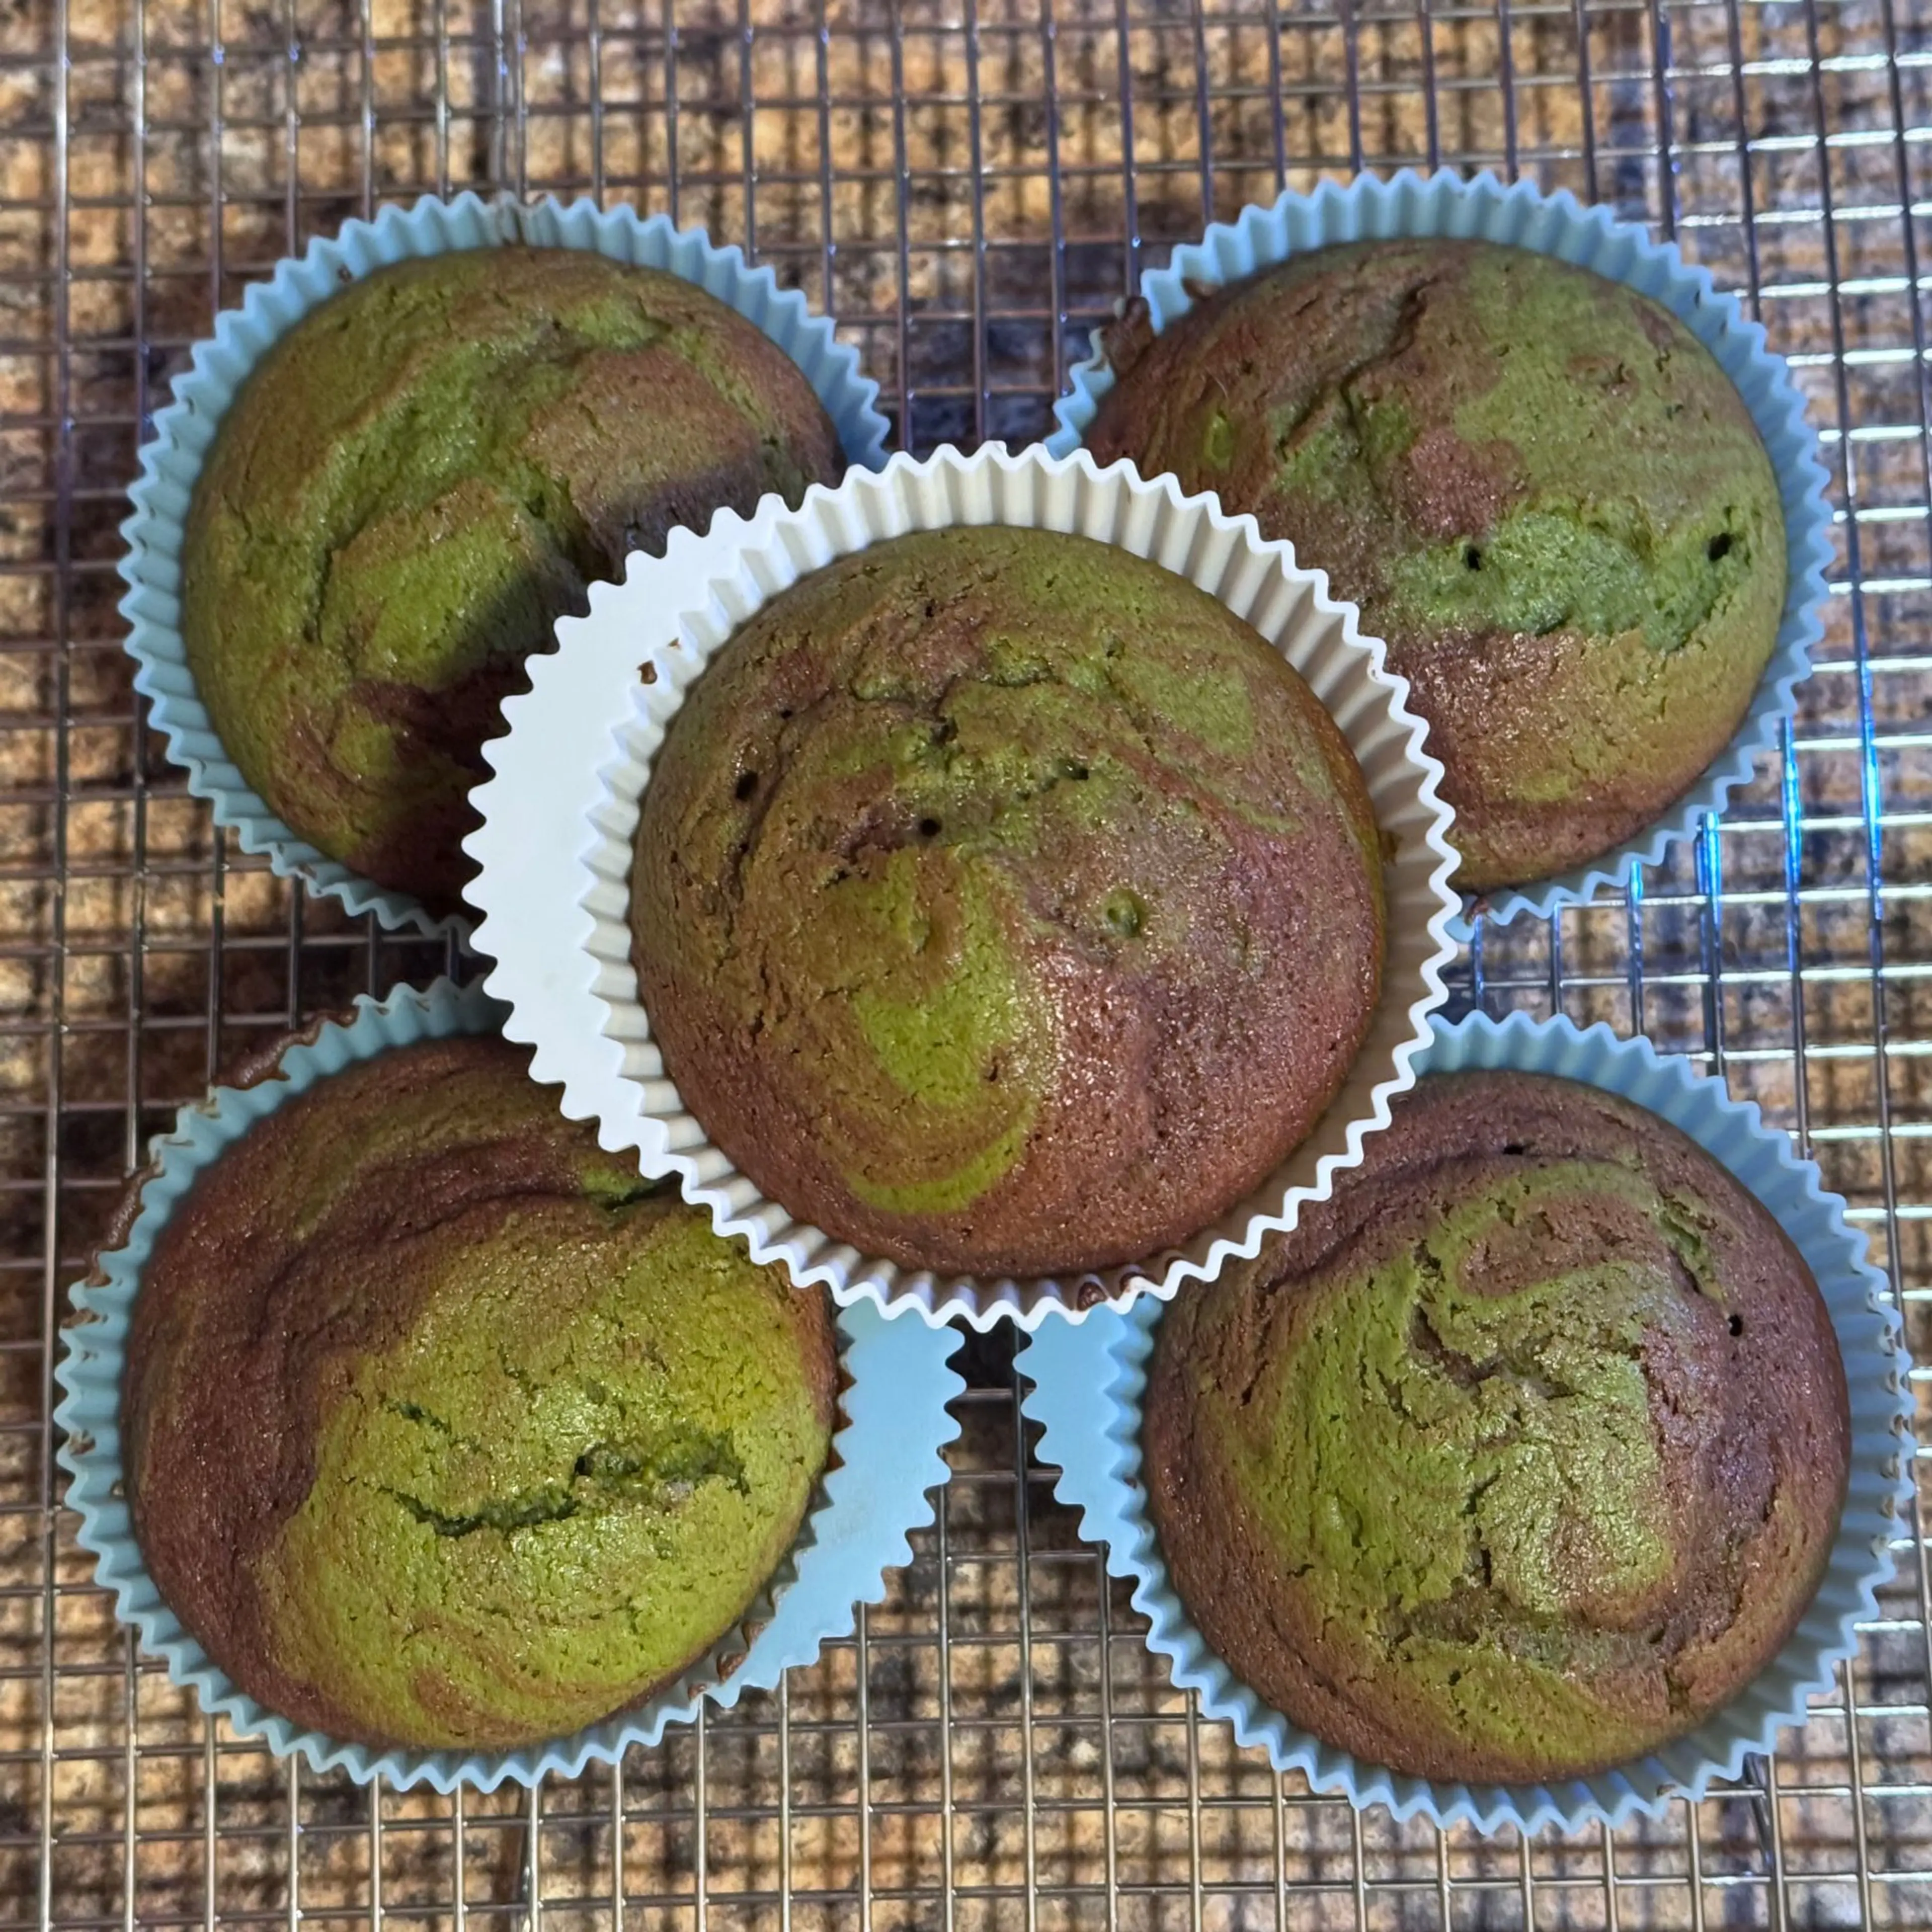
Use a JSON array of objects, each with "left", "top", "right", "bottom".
[
  {"left": 1143, "top": 1068, "right": 1851, "bottom": 1785},
  {"left": 1083, "top": 238, "right": 1788, "bottom": 893},
  {"left": 629, "top": 524, "right": 1387, "bottom": 1280},
  {"left": 182, "top": 247, "right": 847, "bottom": 920},
  {"left": 123, "top": 1032, "right": 837, "bottom": 1753}
]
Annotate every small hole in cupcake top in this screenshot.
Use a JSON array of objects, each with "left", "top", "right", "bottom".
[
  {"left": 1708, "top": 532, "right": 1734, "bottom": 563},
  {"left": 735, "top": 771, "right": 759, "bottom": 801},
  {"left": 1729, "top": 1313, "right": 1745, "bottom": 1336},
  {"left": 918, "top": 817, "right": 942, "bottom": 839},
  {"left": 1104, "top": 889, "right": 1146, "bottom": 939},
  {"left": 1464, "top": 545, "right": 1483, "bottom": 571}
]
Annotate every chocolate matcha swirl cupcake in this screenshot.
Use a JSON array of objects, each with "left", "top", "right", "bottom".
[
  {"left": 1085, "top": 239, "right": 1787, "bottom": 893},
  {"left": 123, "top": 1034, "right": 837, "bottom": 1753},
  {"left": 1144, "top": 1069, "right": 1850, "bottom": 1784},
  {"left": 630, "top": 524, "right": 1386, "bottom": 1280},
  {"left": 182, "top": 248, "right": 845, "bottom": 919}
]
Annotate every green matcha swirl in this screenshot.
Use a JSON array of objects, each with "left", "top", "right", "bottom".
[
  {"left": 124, "top": 1035, "right": 837, "bottom": 1753},
  {"left": 1087, "top": 239, "right": 1787, "bottom": 893},
  {"left": 631, "top": 525, "right": 1386, "bottom": 1280},
  {"left": 1144, "top": 1071, "right": 1849, "bottom": 1785},
  {"left": 183, "top": 248, "right": 845, "bottom": 919}
]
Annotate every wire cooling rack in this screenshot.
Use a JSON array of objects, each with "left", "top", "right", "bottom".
[{"left": 3, "top": 0, "right": 1929, "bottom": 1923}]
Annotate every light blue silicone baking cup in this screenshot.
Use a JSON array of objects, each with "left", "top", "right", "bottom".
[
  {"left": 51, "top": 977, "right": 961, "bottom": 1793},
  {"left": 1020, "top": 1009, "right": 1912, "bottom": 1834},
  {"left": 1045, "top": 170, "right": 1835, "bottom": 927},
  {"left": 119, "top": 191, "right": 895, "bottom": 940}
]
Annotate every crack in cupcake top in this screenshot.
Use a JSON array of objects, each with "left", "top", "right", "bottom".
[
  {"left": 1144, "top": 1069, "right": 1852, "bottom": 1784},
  {"left": 123, "top": 1034, "right": 838, "bottom": 1753}
]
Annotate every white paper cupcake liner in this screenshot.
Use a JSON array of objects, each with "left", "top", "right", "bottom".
[
  {"left": 51, "top": 977, "right": 962, "bottom": 1794},
  {"left": 1044, "top": 169, "right": 1835, "bottom": 927},
  {"left": 464, "top": 442, "right": 1462, "bottom": 1329},
  {"left": 1019, "top": 1009, "right": 1912, "bottom": 1834},
  {"left": 118, "top": 191, "right": 894, "bottom": 940}
]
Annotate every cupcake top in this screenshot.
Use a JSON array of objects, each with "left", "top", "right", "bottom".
[
  {"left": 123, "top": 1034, "right": 837, "bottom": 1753},
  {"left": 1085, "top": 239, "right": 1788, "bottom": 893},
  {"left": 1143, "top": 1069, "right": 1850, "bottom": 1785},
  {"left": 630, "top": 525, "right": 1386, "bottom": 1280},
  {"left": 183, "top": 248, "right": 846, "bottom": 920}
]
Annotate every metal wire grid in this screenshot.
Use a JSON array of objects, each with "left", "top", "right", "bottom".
[{"left": 0, "top": 0, "right": 1929, "bottom": 1924}]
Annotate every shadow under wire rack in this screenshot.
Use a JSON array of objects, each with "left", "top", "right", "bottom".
[{"left": 2, "top": 0, "right": 1930, "bottom": 1923}]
